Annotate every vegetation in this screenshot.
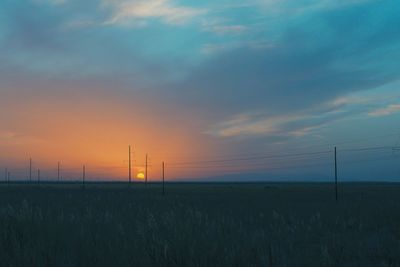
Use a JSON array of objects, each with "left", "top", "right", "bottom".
[{"left": 0, "top": 183, "right": 399, "bottom": 266}]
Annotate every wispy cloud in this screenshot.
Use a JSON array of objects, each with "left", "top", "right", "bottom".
[
  {"left": 201, "top": 41, "right": 273, "bottom": 54},
  {"left": 256, "top": 0, "right": 375, "bottom": 15},
  {"left": 205, "top": 113, "right": 281, "bottom": 137},
  {"left": 369, "top": 104, "right": 400, "bottom": 117},
  {"left": 33, "top": 0, "right": 67, "bottom": 5},
  {"left": 103, "top": 0, "right": 206, "bottom": 26},
  {"left": 206, "top": 113, "right": 318, "bottom": 138},
  {"left": 205, "top": 91, "right": 400, "bottom": 139},
  {"left": 0, "top": 131, "right": 43, "bottom": 146},
  {"left": 203, "top": 23, "right": 248, "bottom": 35}
]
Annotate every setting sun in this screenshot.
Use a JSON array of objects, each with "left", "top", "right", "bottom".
[{"left": 136, "top": 172, "right": 145, "bottom": 180}]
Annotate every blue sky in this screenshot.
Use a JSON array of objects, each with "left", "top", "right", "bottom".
[{"left": 0, "top": 0, "right": 400, "bottom": 181}]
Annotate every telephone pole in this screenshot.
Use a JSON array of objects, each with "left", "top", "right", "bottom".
[
  {"left": 129, "top": 146, "right": 132, "bottom": 185},
  {"left": 145, "top": 154, "right": 148, "bottom": 186},
  {"left": 162, "top": 161, "right": 165, "bottom": 195},
  {"left": 334, "top": 147, "right": 338, "bottom": 202},
  {"left": 82, "top": 165, "right": 86, "bottom": 188},
  {"left": 29, "top": 158, "right": 32, "bottom": 183},
  {"left": 394, "top": 146, "right": 400, "bottom": 181},
  {"left": 58, "top": 162, "right": 60, "bottom": 182}
]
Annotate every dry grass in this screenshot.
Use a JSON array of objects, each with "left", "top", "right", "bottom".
[{"left": 0, "top": 183, "right": 399, "bottom": 266}]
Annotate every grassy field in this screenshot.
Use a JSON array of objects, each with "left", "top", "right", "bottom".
[{"left": 0, "top": 182, "right": 399, "bottom": 267}]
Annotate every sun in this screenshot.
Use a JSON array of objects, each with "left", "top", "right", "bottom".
[{"left": 136, "top": 172, "right": 145, "bottom": 180}]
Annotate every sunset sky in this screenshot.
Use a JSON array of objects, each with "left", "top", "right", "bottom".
[{"left": 1, "top": 0, "right": 400, "bottom": 181}]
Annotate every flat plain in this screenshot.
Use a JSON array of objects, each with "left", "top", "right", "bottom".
[{"left": 0, "top": 182, "right": 399, "bottom": 267}]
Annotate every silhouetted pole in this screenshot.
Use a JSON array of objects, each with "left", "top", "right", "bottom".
[
  {"left": 145, "top": 154, "right": 148, "bottom": 186},
  {"left": 129, "top": 145, "right": 132, "bottom": 185},
  {"left": 7, "top": 171, "right": 10, "bottom": 186},
  {"left": 162, "top": 162, "right": 165, "bottom": 195},
  {"left": 82, "top": 165, "right": 86, "bottom": 189},
  {"left": 58, "top": 162, "right": 60, "bottom": 182},
  {"left": 37, "top": 169, "right": 40, "bottom": 184},
  {"left": 29, "top": 158, "right": 32, "bottom": 183},
  {"left": 4, "top": 168, "right": 7, "bottom": 183},
  {"left": 335, "top": 147, "right": 338, "bottom": 202},
  {"left": 394, "top": 146, "right": 400, "bottom": 181}
]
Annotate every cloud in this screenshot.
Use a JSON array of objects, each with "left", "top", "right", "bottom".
[
  {"left": 203, "top": 24, "right": 248, "bottom": 35},
  {"left": 203, "top": 81, "right": 400, "bottom": 139},
  {"left": 256, "top": 0, "right": 375, "bottom": 15},
  {"left": 103, "top": 0, "right": 206, "bottom": 26},
  {"left": 158, "top": 0, "right": 400, "bottom": 134},
  {"left": 33, "top": 0, "right": 67, "bottom": 5},
  {"left": 206, "top": 113, "right": 299, "bottom": 138},
  {"left": 201, "top": 41, "right": 273, "bottom": 54},
  {"left": 204, "top": 82, "right": 400, "bottom": 140},
  {"left": 0, "top": 131, "right": 43, "bottom": 146},
  {"left": 204, "top": 99, "right": 353, "bottom": 139},
  {"left": 2, "top": 0, "right": 400, "bottom": 136},
  {"left": 175, "top": 45, "right": 397, "bottom": 120},
  {"left": 369, "top": 104, "right": 400, "bottom": 117}
]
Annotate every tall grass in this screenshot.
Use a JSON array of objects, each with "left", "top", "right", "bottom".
[{"left": 0, "top": 183, "right": 399, "bottom": 266}]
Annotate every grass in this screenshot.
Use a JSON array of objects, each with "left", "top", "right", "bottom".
[{"left": 0, "top": 182, "right": 400, "bottom": 266}]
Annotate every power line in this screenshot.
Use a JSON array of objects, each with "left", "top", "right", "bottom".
[
  {"left": 167, "top": 155, "right": 332, "bottom": 169},
  {"left": 1, "top": 144, "right": 398, "bottom": 181},
  {"left": 340, "top": 146, "right": 395, "bottom": 152},
  {"left": 168, "top": 145, "right": 398, "bottom": 167},
  {"left": 169, "top": 150, "right": 332, "bottom": 166}
]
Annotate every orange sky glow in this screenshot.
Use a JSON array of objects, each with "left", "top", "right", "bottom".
[{"left": 0, "top": 88, "right": 216, "bottom": 181}]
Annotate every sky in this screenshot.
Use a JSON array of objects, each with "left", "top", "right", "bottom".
[{"left": 0, "top": 0, "right": 400, "bottom": 182}]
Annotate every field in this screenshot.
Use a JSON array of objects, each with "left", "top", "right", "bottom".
[{"left": 0, "top": 182, "right": 400, "bottom": 267}]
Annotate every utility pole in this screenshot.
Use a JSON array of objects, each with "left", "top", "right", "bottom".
[
  {"left": 145, "top": 154, "right": 148, "bottom": 186},
  {"left": 82, "top": 165, "right": 86, "bottom": 189},
  {"left": 129, "top": 145, "right": 132, "bottom": 185},
  {"left": 58, "top": 162, "right": 60, "bottom": 182},
  {"left": 162, "top": 161, "right": 165, "bottom": 195},
  {"left": 37, "top": 169, "right": 40, "bottom": 184},
  {"left": 7, "top": 171, "right": 10, "bottom": 185},
  {"left": 4, "top": 168, "right": 7, "bottom": 183},
  {"left": 335, "top": 147, "right": 338, "bottom": 202},
  {"left": 29, "top": 158, "right": 32, "bottom": 183},
  {"left": 394, "top": 146, "right": 400, "bottom": 181}
]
